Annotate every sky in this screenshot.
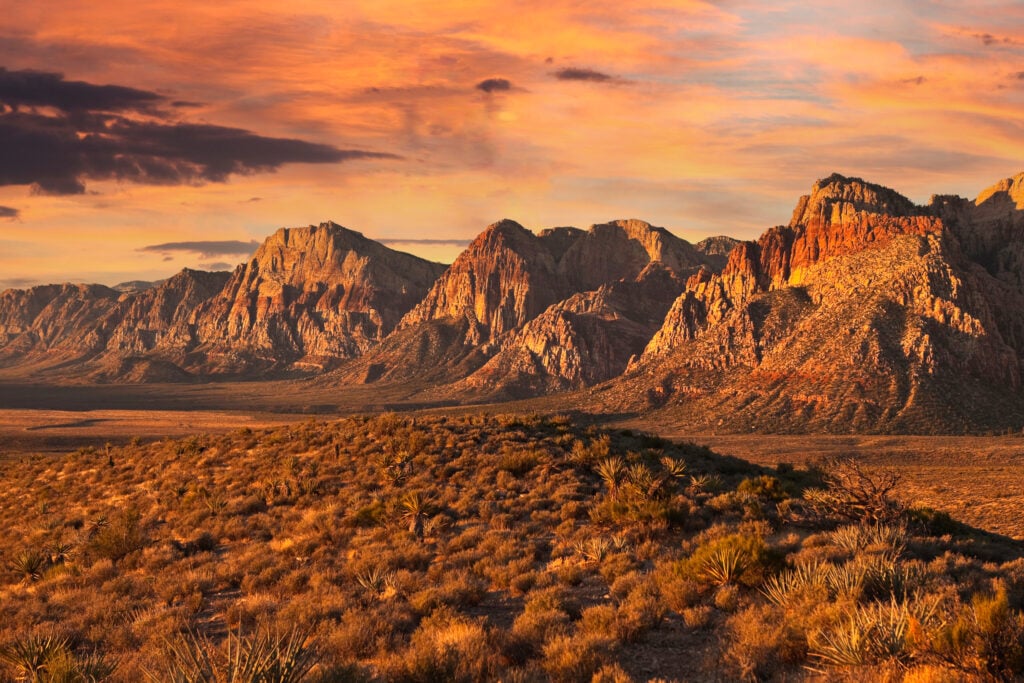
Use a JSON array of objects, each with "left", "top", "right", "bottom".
[{"left": 1, "top": 0, "right": 1023, "bottom": 288}]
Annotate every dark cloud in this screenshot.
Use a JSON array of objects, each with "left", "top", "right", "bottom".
[
  {"left": 377, "top": 238, "right": 471, "bottom": 247},
  {"left": 0, "top": 67, "right": 163, "bottom": 113},
  {"left": 476, "top": 78, "right": 511, "bottom": 93},
  {"left": 198, "top": 261, "right": 234, "bottom": 271},
  {"left": 972, "top": 32, "right": 1023, "bottom": 47},
  {"left": 245, "top": 197, "right": 262, "bottom": 202},
  {"left": 553, "top": 67, "right": 614, "bottom": 82},
  {"left": 1016, "top": 72, "right": 1024, "bottom": 80},
  {"left": 0, "top": 68, "right": 400, "bottom": 195},
  {"left": 901, "top": 76, "right": 926, "bottom": 86},
  {"left": 0, "top": 205, "right": 18, "bottom": 219},
  {"left": 138, "top": 240, "right": 261, "bottom": 259}
]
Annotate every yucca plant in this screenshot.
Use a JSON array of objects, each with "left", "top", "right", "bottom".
[
  {"left": 573, "top": 537, "right": 611, "bottom": 563},
  {"left": 356, "top": 566, "right": 397, "bottom": 596},
  {"left": 761, "top": 561, "right": 829, "bottom": 608},
  {"left": 659, "top": 456, "right": 687, "bottom": 480},
  {"left": 147, "top": 627, "right": 316, "bottom": 683},
  {"left": 9, "top": 549, "right": 49, "bottom": 583},
  {"left": 808, "top": 618, "right": 870, "bottom": 669},
  {"left": 400, "top": 491, "right": 428, "bottom": 540},
  {"left": 701, "top": 545, "right": 748, "bottom": 587},
  {"left": 594, "top": 457, "right": 625, "bottom": 497},
  {"left": 0, "top": 634, "right": 70, "bottom": 681}
]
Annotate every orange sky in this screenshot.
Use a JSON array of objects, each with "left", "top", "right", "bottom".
[{"left": 1, "top": 0, "right": 1023, "bottom": 287}]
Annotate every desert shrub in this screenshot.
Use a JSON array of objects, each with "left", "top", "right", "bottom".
[
  {"left": 87, "top": 509, "right": 147, "bottom": 563},
  {"left": 803, "top": 458, "right": 905, "bottom": 525},
  {"left": 541, "top": 633, "right": 606, "bottom": 683},
  {"left": 383, "top": 608, "right": 495, "bottom": 683},
  {"left": 681, "top": 532, "right": 779, "bottom": 588},
  {"left": 722, "top": 604, "right": 807, "bottom": 680}
]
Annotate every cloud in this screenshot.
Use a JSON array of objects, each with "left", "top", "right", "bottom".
[
  {"left": 0, "top": 205, "right": 18, "bottom": 219},
  {"left": 476, "top": 78, "right": 512, "bottom": 93},
  {"left": 198, "top": 261, "right": 234, "bottom": 271},
  {"left": 900, "top": 76, "right": 926, "bottom": 86},
  {"left": 377, "top": 237, "right": 471, "bottom": 247},
  {"left": 0, "top": 68, "right": 401, "bottom": 195},
  {"left": 1017, "top": 72, "right": 1024, "bottom": 80},
  {"left": 553, "top": 67, "right": 614, "bottom": 82},
  {"left": 138, "top": 240, "right": 261, "bottom": 259},
  {"left": 0, "top": 67, "right": 164, "bottom": 113}
]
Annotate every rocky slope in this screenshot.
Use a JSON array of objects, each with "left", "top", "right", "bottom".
[
  {"left": 341, "top": 218, "right": 720, "bottom": 390},
  {"left": 0, "top": 222, "right": 446, "bottom": 379},
  {"left": 188, "top": 222, "right": 446, "bottom": 373},
  {"left": 3, "top": 173, "right": 1024, "bottom": 433},
  {"left": 613, "top": 173, "right": 1024, "bottom": 432}
]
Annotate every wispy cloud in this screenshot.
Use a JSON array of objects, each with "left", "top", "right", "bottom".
[{"left": 0, "top": 205, "right": 18, "bottom": 219}]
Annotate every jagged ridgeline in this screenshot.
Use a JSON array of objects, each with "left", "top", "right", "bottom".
[{"left": 3, "top": 173, "right": 1024, "bottom": 432}]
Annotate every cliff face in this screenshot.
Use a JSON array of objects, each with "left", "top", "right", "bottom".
[
  {"left": 358, "top": 218, "right": 715, "bottom": 386},
  {"left": 192, "top": 222, "right": 446, "bottom": 371},
  {"left": 0, "top": 222, "right": 446, "bottom": 379},
  {"left": 0, "top": 284, "right": 122, "bottom": 363},
  {"left": 623, "top": 173, "right": 1024, "bottom": 433}
]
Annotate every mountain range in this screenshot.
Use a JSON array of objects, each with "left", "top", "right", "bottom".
[{"left": 3, "top": 172, "right": 1024, "bottom": 433}]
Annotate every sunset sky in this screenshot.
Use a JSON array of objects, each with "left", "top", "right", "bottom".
[{"left": 2, "top": 1, "right": 1023, "bottom": 288}]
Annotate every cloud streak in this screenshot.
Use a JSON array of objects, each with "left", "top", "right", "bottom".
[
  {"left": 138, "top": 240, "right": 261, "bottom": 259},
  {"left": 552, "top": 67, "right": 615, "bottom": 82},
  {"left": 0, "top": 205, "right": 18, "bottom": 219}
]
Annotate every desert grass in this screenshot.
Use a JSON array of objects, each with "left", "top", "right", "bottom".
[{"left": 0, "top": 414, "right": 1023, "bottom": 681}]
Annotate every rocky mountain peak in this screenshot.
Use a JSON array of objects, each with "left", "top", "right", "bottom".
[
  {"left": 976, "top": 172, "right": 1024, "bottom": 209},
  {"left": 790, "top": 172, "right": 918, "bottom": 228}
]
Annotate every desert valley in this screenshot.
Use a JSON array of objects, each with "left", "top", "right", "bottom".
[{"left": 3, "top": 172, "right": 1024, "bottom": 680}]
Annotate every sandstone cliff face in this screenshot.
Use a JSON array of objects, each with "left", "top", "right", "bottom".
[
  {"left": 0, "top": 284, "right": 122, "bottom": 363},
  {"left": 0, "top": 222, "right": 446, "bottom": 379},
  {"left": 641, "top": 175, "right": 945, "bottom": 361},
  {"left": 624, "top": 173, "right": 1024, "bottom": 433},
  {"left": 399, "top": 220, "right": 567, "bottom": 347},
  {"left": 190, "top": 222, "right": 445, "bottom": 372},
  {"left": 102, "top": 269, "right": 230, "bottom": 356},
  {"left": 454, "top": 263, "right": 685, "bottom": 396},
  {"left": 369, "top": 218, "right": 714, "bottom": 386}
]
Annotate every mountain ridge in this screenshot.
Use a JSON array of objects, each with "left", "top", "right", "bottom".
[{"left": 3, "top": 172, "right": 1024, "bottom": 433}]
